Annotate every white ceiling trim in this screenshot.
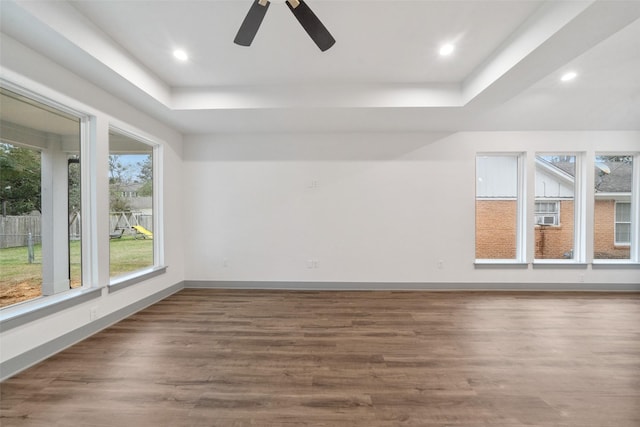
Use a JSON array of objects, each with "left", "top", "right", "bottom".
[
  {"left": 2, "top": 0, "right": 639, "bottom": 133},
  {"left": 171, "top": 83, "right": 462, "bottom": 110},
  {"left": 462, "top": 0, "right": 593, "bottom": 104},
  {"left": 465, "top": 0, "right": 640, "bottom": 108},
  {"left": 3, "top": 0, "right": 595, "bottom": 112},
  {"left": 5, "top": 0, "right": 171, "bottom": 107}
]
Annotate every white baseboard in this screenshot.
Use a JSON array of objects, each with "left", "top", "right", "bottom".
[{"left": 184, "top": 280, "right": 640, "bottom": 292}]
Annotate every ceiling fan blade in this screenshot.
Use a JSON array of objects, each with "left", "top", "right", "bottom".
[
  {"left": 234, "top": 0, "right": 270, "bottom": 47},
  {"left": 286, "top": 0, "right": 335, "bottom": 52}
]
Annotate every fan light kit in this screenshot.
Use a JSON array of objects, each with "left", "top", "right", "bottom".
[{"left": 234, "top": 0, "right": 336, "bottom": 52}]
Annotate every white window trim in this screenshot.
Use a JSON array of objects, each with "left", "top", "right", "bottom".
[
  {"left": 573, "top": 153, "right": 587, "bottom": 263},
  {"left": 533, "top": 153, "right": 585, "bottom": 263},
  {"left": 107, "top": 123, "right": 165, "bottom": 287},
  {"left": 632, "top": 153, "right": 640, "bottom": 262},
  {"left": 0, "top": 80, "right": 94, "bottom": 292},
  {"left": 474, "top": 153, "right": 526, "bottom": 263},
  {"left": 0, "top": 78, "right": 103, "bottom": 323},
  {"left": 593, "top": 152, "right": 638, "bottom": 264},
  {"left": 476, "top": 151, "right": 638, "bottom": 267}
]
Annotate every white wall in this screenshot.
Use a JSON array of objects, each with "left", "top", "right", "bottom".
[
  {"left": 0, "top": 35, "right": 184, "bottom": 364},
  {"left": 183, "top": 131, "right": 640, "bottom": 287}
]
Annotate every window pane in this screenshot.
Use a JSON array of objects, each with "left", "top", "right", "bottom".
[
  {"left": 0, "top": 88, "right": 81, "bottom": 307},
  {"left": 476, "top": 155, "right": 519, "bottom": 260},
  {"left": 535, "top": 155, "right": 575, "bottom": 260},
  {"left": 109, "top": 130, "right": 154, "bottom": 279},
  {"left": 615, "top": 202, "right": 630, "bottom": 222},
  {"left": 594, "top": 156, "right": 633, "bottom": 259},
  {"left": 615, "top": 223, "right": 631, "bottom": 245}
]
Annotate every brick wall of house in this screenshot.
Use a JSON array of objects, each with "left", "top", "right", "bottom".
[
  {"left": 475, "top": 200, "right": 517, "bottom": 259},
  {"left": 594, "top": 200, "right": 630, "bottom": 259},
  {"left": 534, "top": 200, "right": 574, "bottom": 259},
  {"left": 477, "top": 199, "right": 629, "bottom": 259}
]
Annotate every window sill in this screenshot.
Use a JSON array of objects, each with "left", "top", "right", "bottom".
[
  {"left": 474, "top": 260, "right": 528, "bottom": 269},
  {"left": 108, "top": 266, "right": 168, "bottom": 293},
  {"left": 532, "top": 260, "right": 588, "bottom": 269},
  {"left": 0, "top": 287, "right": 103, "bottom": 332},
  {"left": 592, "top": 260, "right": 640, "bottom": 269}
]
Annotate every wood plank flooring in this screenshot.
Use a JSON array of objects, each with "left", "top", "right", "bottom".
[{"left": 2, "top": 289, "right": 640, "bottom": 426}]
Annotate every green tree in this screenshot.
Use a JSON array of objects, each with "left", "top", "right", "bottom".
[
  {"left": 109, "top": 155, "right": 131, "bottom": 212},
  {"left": 0, "top": 143, "right": 41, "bottom": 215},
  {"left": 137, "top": 154, "right": 153, "bottom": 197},
  {"left": 68, "top": 157, "right": 81, "bottom": 215}
]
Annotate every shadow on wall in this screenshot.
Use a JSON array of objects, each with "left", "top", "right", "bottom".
[{"left": 183, "top": 132, "right": 456, "bottom": 162}]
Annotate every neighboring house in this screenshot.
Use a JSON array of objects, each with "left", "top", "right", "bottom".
[
  {"left": 476, "top": 156, "right": 519, "bottom": 259},
  {"left": 476, "top": 157, "right": 631, "bottom": 259},
  {"left": 116, "top": 182, "right": 152, "bottom": 215},
  {"left": 533, "top": 157, "right": 576, "bottom": 259},
  {"left": 107, "top": 182, "right": 153, "bottom": 234},
  {"left": 594, "top": 161, "right": 632, "bottom": 259}
]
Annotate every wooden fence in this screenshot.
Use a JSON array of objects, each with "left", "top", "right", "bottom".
[
  {"left": 0, "top": 216, "right": 42, "bottom": 249},
  {"left": 0, "top": 213, "right": 152, "bottom": 249}
]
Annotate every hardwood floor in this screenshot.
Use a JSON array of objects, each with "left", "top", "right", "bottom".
[{"left": 2, "top": 289, "right": 640, "bottom": 426}]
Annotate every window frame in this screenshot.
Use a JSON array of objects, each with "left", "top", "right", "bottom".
[
  {"left": 0, "top": 82, "right": 93, "bottom": 299},
  {"left": 475, "top": 153, "right": 526, "bottom": 264},
  {"left": 0, "top": 73, "right": 168, "bottom": 332},
  {"left": 107, "top": 124, "right": 164, "bottom": 291},
  {"left": 593, "top": 152, "right": 638, "bottom": 264},
  {"left": 0, "top": 78, "right": 102, "bottom": 326},
  {"left": 533, "top": 153, "right": 585, "bottom": 263}
]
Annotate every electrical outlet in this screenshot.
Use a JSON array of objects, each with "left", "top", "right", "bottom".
[
  {"left": 89, "top": 307, "right": 98, "bottom": 321},
  {"left": 437, "top": 260, "right": 444, "bottom": 270}
]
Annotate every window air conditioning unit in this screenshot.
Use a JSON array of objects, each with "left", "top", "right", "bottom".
[{"left": 536, "top": 216, "right": 556, "bottom": 225}]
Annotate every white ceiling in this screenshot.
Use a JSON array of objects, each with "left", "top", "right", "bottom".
[
  {"left": 1, "top": 0, "right": 639, "bottom": 134},
  {"left": 70, "top": 0, "right": 542, "bottom": 86}
]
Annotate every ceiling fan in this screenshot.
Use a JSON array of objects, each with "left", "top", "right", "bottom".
[{"left": 234, "top": 0, "right": 336, "bottom": 52}]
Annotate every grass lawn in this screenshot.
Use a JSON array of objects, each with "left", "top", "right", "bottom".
[
  {"left": 109, "top": 236, "right": 154, "bottom": 277},
  {"left": 0, "top": 237, "right": 153, "bottom": 307}
]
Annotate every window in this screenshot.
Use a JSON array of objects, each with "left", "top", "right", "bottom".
[
  {"left": 477, "top": 152, "right": 636, "bottom": 265},
  {"left": 615, "top": 202, "right": 631, "bottom": 245},
  {"left": 535, "top": 201, "right": 559, "bottom": 226},
  {"left": 534, "top": 155, "right": 577, "bottom": 260},
  {"left": 475, "top": 155, "right": 523, "bottom": 261},
  {"left": 0, "top": 87, "right": 83, "bottom": 307},
  {"left": 594, "top": 155, "right": 633, "bottom": 260},
  {"left": 109, "top": 128, "right": 157, "bottom": 281}
]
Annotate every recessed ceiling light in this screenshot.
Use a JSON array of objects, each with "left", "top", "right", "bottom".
[
  {"left": 561, "top": 71, "right": 577, "bottom": 82},
  {"left": 173, "top": 49, "right": 188, "bottom": 61},
  {"left": 439, "top": 43, "right": 455, "bottom": 56}
]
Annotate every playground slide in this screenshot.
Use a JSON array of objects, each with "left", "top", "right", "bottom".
[{"left": 132, "top": 225, "right": 153, "bottom": 238}]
